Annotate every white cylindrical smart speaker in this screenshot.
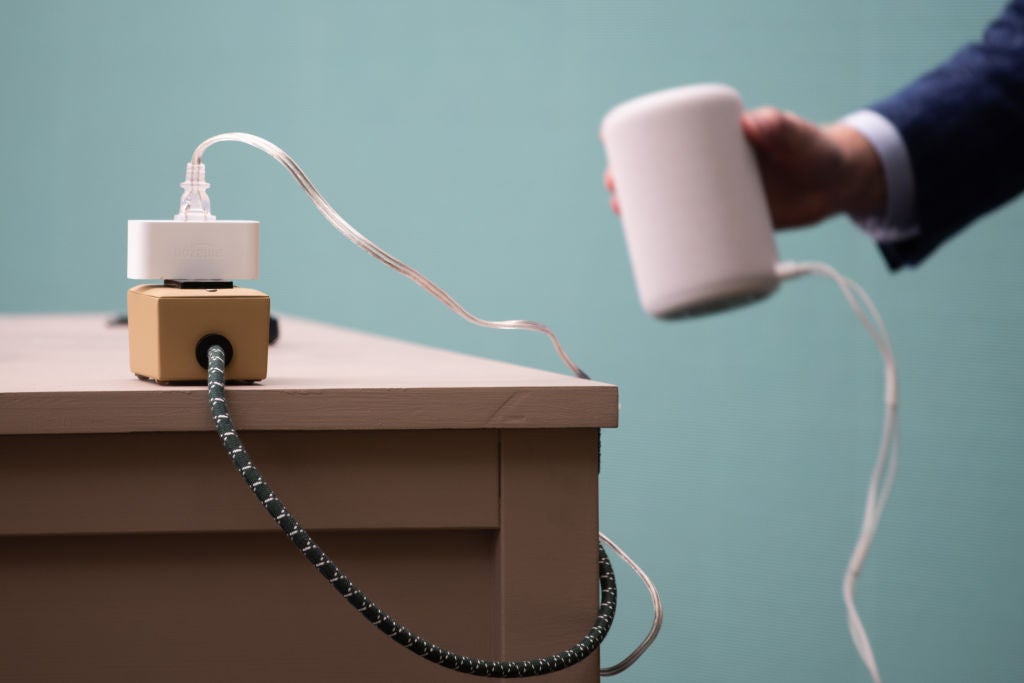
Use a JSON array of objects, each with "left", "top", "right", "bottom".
[{"left": 601, "top": 84, "right": 780, "bottom": 318}]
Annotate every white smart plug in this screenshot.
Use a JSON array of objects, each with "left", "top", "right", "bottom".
[{"left": 126, "top": 219, "right": 259, "bottom": 281}]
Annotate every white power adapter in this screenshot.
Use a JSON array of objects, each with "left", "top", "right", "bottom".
[
  {"left": 127, "top": 160, "right": 259, "bottom": 281},
  {"left": 127, "top": 219, "right": 259, "bottom": 281}
]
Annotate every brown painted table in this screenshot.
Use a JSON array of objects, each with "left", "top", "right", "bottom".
[{"left": 0, "top": 314, "right": 618, "bottom": 682}]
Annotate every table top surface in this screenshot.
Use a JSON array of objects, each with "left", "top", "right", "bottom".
[{"left": 0, "top": 313, "right": 617, "bottom": 434}]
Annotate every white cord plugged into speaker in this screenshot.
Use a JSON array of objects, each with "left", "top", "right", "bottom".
[{"left": 776, "top": 260, "right": 899, "bottom": 683}]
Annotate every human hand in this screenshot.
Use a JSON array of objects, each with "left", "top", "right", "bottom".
[
  {"left": 603, "top": 108, "right": 886, "bottom": 227},
  {"left": 603, "top": 166, "right": 621, "bottom": 215},
  {"left": 740, "top": 107, "right": 885, "bottom": 227}
]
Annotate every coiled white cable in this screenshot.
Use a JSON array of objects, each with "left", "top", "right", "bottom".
[
  {"left": 179, "top": 132, "right": 661, "bottom": 675},
  {"left": 775, "top": 261, "right": 899, "bottom": 683}
]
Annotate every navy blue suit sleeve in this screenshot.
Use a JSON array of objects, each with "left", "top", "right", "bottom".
[{"left": 870, "top": 0, "right": 1024, "bottom": 268}]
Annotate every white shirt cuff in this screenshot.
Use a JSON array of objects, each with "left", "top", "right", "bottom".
[{"left": 840, "top": 109, "right": 919, "bottom": 242}]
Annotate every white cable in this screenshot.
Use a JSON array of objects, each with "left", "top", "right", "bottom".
[
  {"left": 182, "top": 133, "right": 590, "bottom": 379},
  {"left": 180, "top": 133, "right": 662, "bottom": 674},
  {"left": 775, "top": 261, "right": 899, "bottom": 683},
  {"left": 598, "top": 531, "right": 664, "bottom": 676}
]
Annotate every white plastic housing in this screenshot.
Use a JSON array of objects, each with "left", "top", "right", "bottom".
[
  {"left": 601, "top": 84, "right": 779, "bottom": 318},
  {"left": 127, "top": 220, "right": 259, "bottom": 281}
]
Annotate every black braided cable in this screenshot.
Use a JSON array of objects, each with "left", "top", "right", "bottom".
[{"left": 206, "top": 345, "right": 617, "bottom": 677}]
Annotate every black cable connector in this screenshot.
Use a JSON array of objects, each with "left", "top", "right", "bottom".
[{"left": 196, "top": 335, "right": 233, "bottom": 370}]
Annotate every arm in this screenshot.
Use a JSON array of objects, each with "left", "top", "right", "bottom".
[
  {"left": 867, "top": 0, "right": 1024, "bottom": 267},
  {"left": 742, "top": 0, "right": 1024, "bottom": 269}
]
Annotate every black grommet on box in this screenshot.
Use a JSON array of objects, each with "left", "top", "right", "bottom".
[{"left": 196, "top": 334, "right": 234, "bottom": 369}]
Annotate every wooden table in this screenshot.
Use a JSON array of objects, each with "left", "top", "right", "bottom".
[{"left": 0, "top": 314, "right": 617, "bottom": 682}]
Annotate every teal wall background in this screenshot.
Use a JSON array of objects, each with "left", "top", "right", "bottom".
[{"left": 3, "top": 1, "right": 1023, "bottom": 680}]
